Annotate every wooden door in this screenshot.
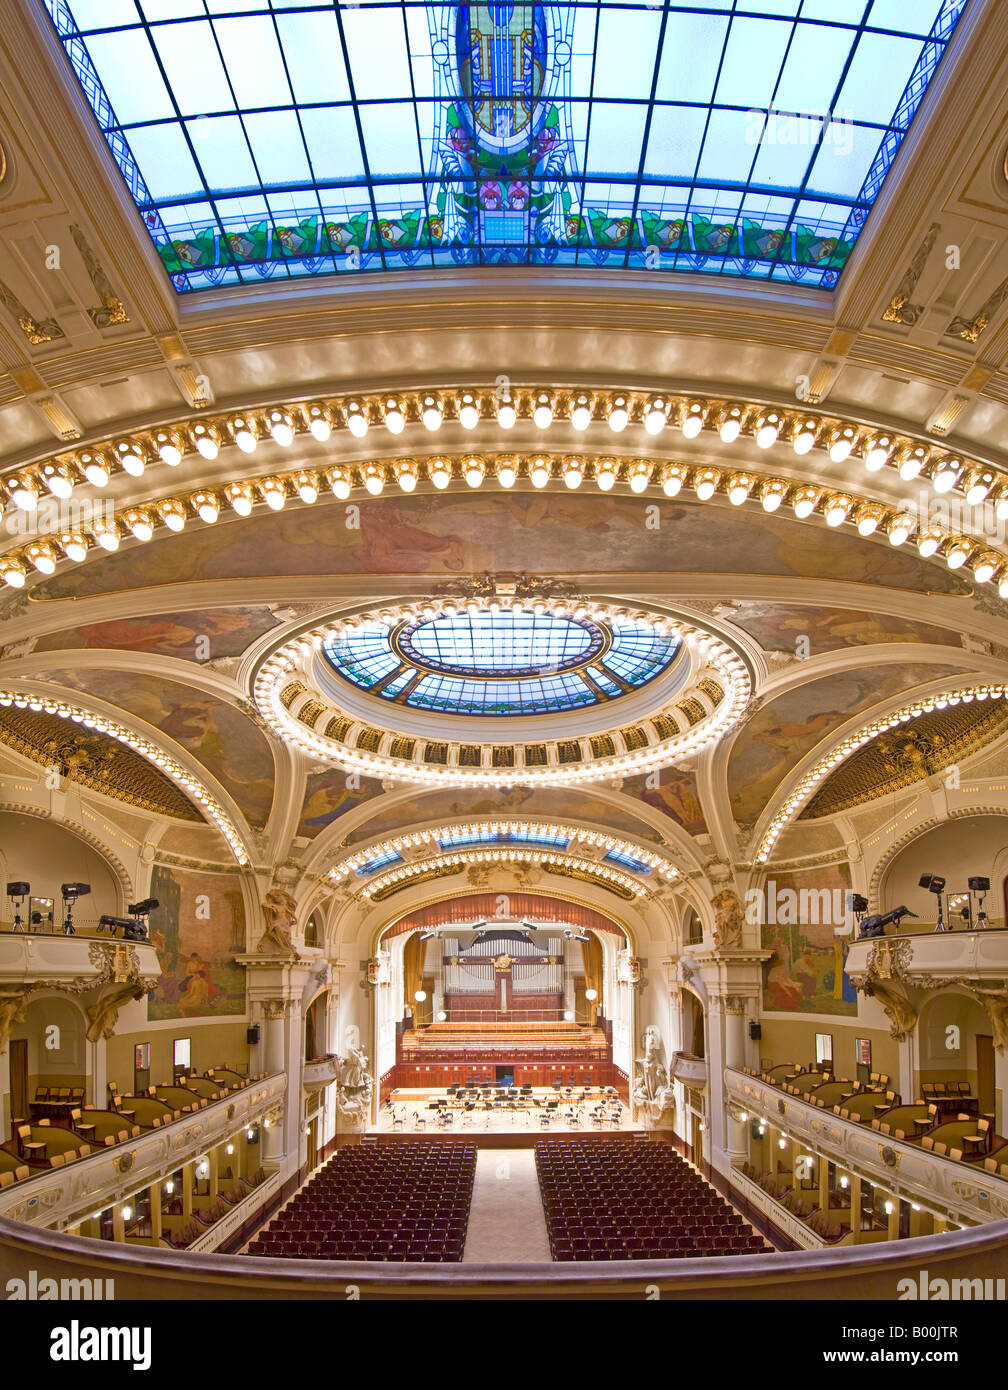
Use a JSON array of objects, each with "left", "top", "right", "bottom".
[
  {"left": 977, "top": 1034, "right": 995, "bottom": 1115},
  {"left": 9, "top": 1038, "right": 28, "bottom": 1123}
]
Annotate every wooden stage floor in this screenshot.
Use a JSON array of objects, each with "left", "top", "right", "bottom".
[{"left": 371, "top": 1085, "right": 641, "bottom": 1146}]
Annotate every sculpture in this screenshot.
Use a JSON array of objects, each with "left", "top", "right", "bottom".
[
  {"left": 335, "top": 1027, "right": 374, "bottom": 1133},
  {"left": 632, "top": 1024, "right": 675, "bottom": 1129},
  {"left": 256, "top": 888, "right": 299, "bottom": 956},
  {"left": 85, "top": 984, "right": 146, "bottom": 1042},
  {"left": 711, "top": 889, "right": 744, "bottom": 950}
]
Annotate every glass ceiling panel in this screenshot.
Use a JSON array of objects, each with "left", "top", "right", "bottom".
[{"left": 43, "top": 0, "right": 969, "bottom": 293}]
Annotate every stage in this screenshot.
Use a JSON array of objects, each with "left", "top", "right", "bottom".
[{"left": 374, "top": 1083, "right": 639, "bottom": 1141}]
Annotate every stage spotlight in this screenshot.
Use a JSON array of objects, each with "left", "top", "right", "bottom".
[
  {"left": 128, "top": 897, "right": 159, "bottom": 917},
  {"left": 60, "top": 882, "right": 90, "bottom": 936},
  {"left": 7, "top": 881, "right": 29, "bottom": 934},
  {"left": 848, "top": 893, "right": 869, "bottom": 915},
  {"left": 968, "top": 876, "right": 990, "bottom": 893},
  {"left": 919, "top": 873, "right": 946, "bottom": 893}
]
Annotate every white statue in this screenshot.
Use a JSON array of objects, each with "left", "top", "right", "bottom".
[
  {"left": 335, "top": 1026, "right": 373, "bottom": 1133},
  {"left": 632, "top": 1024, "right": 676, "bottom": 1130},
  {"left": 256, "top": 888, "right": 299, "bottom": 956}
]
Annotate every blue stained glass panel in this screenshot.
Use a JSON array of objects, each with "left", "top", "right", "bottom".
[{"left": 50, "top": 0, "right": 961, "bottom": 291}]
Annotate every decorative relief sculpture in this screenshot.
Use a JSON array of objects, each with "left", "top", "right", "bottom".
[
  {"left": 256, "top": 888, "right": 300, "bottom": 956},
  {"left": 335, "top": 1025, "right": 374, "bottom": 1132},
  {"left": 631, "top": 1024, "right": 676, "bottom": 1129},
  {"left": 711, "top": 888, "right": 744, "bottom": 951}
]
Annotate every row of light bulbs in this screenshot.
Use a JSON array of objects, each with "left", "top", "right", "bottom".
[
  {"left": 1, "top": 452, "right": 1000, "bottom": 592},
  {"left": 328, "top": 821, "right": 678, "bottom": 882},
  {"left": 358, "top": 847, "right": 648, "bottom": 900},
  {"left": 4, "top": 386, "right": 1005, "bottom": 517},
  {"left": 253, "top": 601, "right": 751, "bottom": 788},
  {"left": 755, "top": 686, "right": 1008, "bottom": 863},
  {"left": 322, "top": 597, "right": 689, "bottom": 642},
  {"left": 0, "top": 690, "right": 248, "bottom": 864}
]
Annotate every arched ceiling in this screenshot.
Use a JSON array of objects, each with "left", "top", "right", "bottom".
[{"left": 0, "top": 0, "right": 1005, "bottom": 897}]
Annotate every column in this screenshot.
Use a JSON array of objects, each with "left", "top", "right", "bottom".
[
  {"left": 181, "top": 1160, "right": 194, "bottom": 1219},
  {"left": 994, "top": 1049, "right": 1007, "bottom": 1133},
  {"left": 264, "top": 1001, "right": 286, "bottom": 1075},
  {"left": 849, "top": 1174, "right": 862, "bottom": 1245},
  {"left": 887, "top": 1195, "right": 900, "bottom": 1241},
  {"left": 112, "top": 1203, "right": 126, "bottom": 1244},
  {"left": 148, "top": 1182, "right": 162, "bottom": 1248},
  {"left": 208, "top": 1145, "right": 220, "bottom": 1200},
  {"left": 722, "top": 996, "right": 748, "bottom": 1161},
  {"left": 818, "top": 1155, "right": 829, "bottom": 1214},
  {"left": 263, "top": 1109, "right": 284, "bottom": 1173}
]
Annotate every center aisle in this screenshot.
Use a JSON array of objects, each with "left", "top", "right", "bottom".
[{"left": 462, "top": 1149, "right": 552, "bottom": 1263}]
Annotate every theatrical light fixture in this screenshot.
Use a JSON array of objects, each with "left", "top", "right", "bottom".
[
  {"left": 855, "top": 505, "right": 881, "bottom": 537},
  {"left": 269, "top": 410, "right": 295, "bottom": 446},
  {"left": 43, "top": 465, "right": 75, "bottom": 500},
  {"left": 232, "top": 417, "right": 258, "bottom": 452},
  {"left": 760, "top": 480, "right": 785, "bottom": 512},
  {"left": 719, "top": 408, "right": 742, "bottom": 443},
  {"left": 327, "top": 467, "right": 352, "bottom": 500},
  {"left": 496, "top": 396, "right": 517, "bottom": 429},
  {"left": 308, "top": 408, "right": 331, "bottom": 443},
  {"left": 828, "top": 427, "right": 855, "bottom": 463},
  {"left": 607, "top": 395, "right": 629, "bottom": 432},
  {"left": 681, "top": 404, "right": 704, "bottom": 438},
  {"left": 932, "top": 457, "right": 960, "bottom": 492},
  {"left": 887, "top": 514, "right": 912, "bottom": 546},
  {"left": 595, "top": 458, "right": 617, "bottom": 491},
  {"left": 728, "top": 474, "right": 752, "bottom": 506},
  {"left": 363, "top": 465, "right": 385, "bottom": 496},
  {"left": 643, "top": 398, "right": 667, "bottom": 435},
  {"left": 26, "top": 543, "right": 57, "bottom": 574},
  {"left": 792, "top": 487, "right": 817, "bottom": 519},
  {"left": 755, "top": 413, "right": 780, "bottom": 448},
  {"left": 694, "top": 469, "right": 718, "bottom": 500},
  {"left": 974, "top": 556, "right": 996, "bottom": 584},
  {"left": 864, "top": 436, "right": 891, "bottom": 471},
  {"left": 533, "top": 392, "right": 554, "bottom": 429},
  {"left": 495, "top": 457, "right": 517, "bottom": 488},
  {"left": 8, "top": 476, "right": 38, "bottom": 511},
  {"left": 345, "top": 401, "right": 369, "bottom": 438},
  {"left": 628, "top": 461, "right": 651, "bottom": 493},
  {"left": 60, "top": 533, "right": 89, "bottom": 562},
  {"left": 193, "top": 493, "right": 219, "bottom": 525},
  {"left": 81, "top": 453, "right": 110, "bottom": 487},
  {"left": 792, "top": 419, "right": 817, "bottom": 455},
  {"left": 129, "top": 898, "right": 159, "bottom": 917},
  {"left": 458, "top": 393, "right": 480, "bottom": 429},
  {"left": 394, "top": 460, "right": 419, "bottom": 492},
  {"left": 125, "top": 511, "right": 155, "bottom": 543},
  {"left": 530, "top": 455, "right": 551, "bottom": 487},
  {"left": 563, "top": 457, "right": 585, "bottom": 488},
  {"left": 296, "top": 472, "right": 319, "bottom": 505},
  {"left": 569, "top": 394, "right": 592, "bottom": 430},
  {"left": 421, "top": 395, "right": 442, "bottom": 431},
  {"left": 945, "top": 540, "right": 969, "bottom": 569},
  {"left": 825, "top": 495, "right": 851, "bottom": 527},
  {"left": 966, "top": 471, "right": 992, "bottom": 506},
  {"left": 156, "top": 501, "right": 186, "bottom": 532},
  {"left": 117, "top": 443, "right": 146, "bottom": 477},
  {"left": 192, "top": 424, "right": 219, "bottom": 459},
  {"left": 661, "top": 464, "right": 686, "bottom": 497},
  {"left": 428, "top": 457, "right": 452, "bottom": 489},
  {"left": 463, "top": 456, "right": 485, "bottom": 488},
  {"left": 917, "top": 531, "right": 941, "bottom": 558},
  {"left": 93, "top": 521, "right": 121, "bottom": 551},
  {"left": 899, "top": 447, "right": 927, "bottom": 481}
]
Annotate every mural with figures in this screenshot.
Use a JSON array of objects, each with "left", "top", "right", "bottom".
[
  {"left": 147, "top": 864, "right": 246, "bottom": 1020},
  {"left": 298, "top": 767, "right": 386, "bottom": 837},
  {"left": 727, "top": 663, "right": 966, "bottom": 824},
  {"left": 31, "top": 669, "right": 276, "bottom": 829},
  {"left": 32, "top": 494, "right": 969, "bottom": 600},
  {"left": 32, "top": 606, "right": 280, "bottom": 659},
  {"left": 622, "top": 769, "right": 707, "bottom": 837},
  {"left": 726, "top": 602, "right": 963, "bottom": 653},
  {"left": 760, "top": 864, "right": 856, "bottom": 1017}
]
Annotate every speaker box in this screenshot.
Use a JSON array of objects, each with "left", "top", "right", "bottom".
[
  {"left": 748, "top": 1021, "right": 762, "bottom": 1041},
  {"left": 246, "top": 1024, "right": 261, "bottom": 1045}
]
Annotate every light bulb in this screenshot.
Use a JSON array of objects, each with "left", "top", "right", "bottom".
[
  {"left": 825, "top": 498, "right": 849, "bottom": 526},
  {"left": 228, "top": 486, "right": 253, "bottom": 517},
  {"left": 888, "top": 517, "right": 911, "bottom": 546},
  {"left": 157, "top": 436, "right": 182, "bottom": 466},
  {"left": 563, "top": 458, "right": 584, "bottom": 488},
  {"left": 829, "top": 430, "right": 854, "bottom": 463},
  {"left": 458, "top": 394, "right": 480, "bottom": 429},
  {"left": 530, "top": 456, "right": 551, "bottom": 487},
  {"left": 857, "top": 512, "right": 878, "bottom": 536},
  {"left": 395, "top": 463, "right": 418, "bottom": 493},
  {"left": 309, "top": 413, "right": 330, "bottom": 443},
  {"left": 9, "top": 477, "right": 38, "bottom": 510},
  {"left": 128, "top": 514, "right": 154, "bottom": 542},
  {"left": 917, "top": 533, "right": 939, "bottom": 557},
  {"left": 45, "top": 469, "right": 74, "bottom": 500},
  {"left": 328, "top": 468, "right": 351, "bottom": 500},
  {"left": 899, "top": 452, "right": 922, "bottom": 481},
  {"left": 681, "top": 407, "right": 703, "bottom": 438},
  {"left": 1, "top": 563, "right": 25, "bottom": 587},
  {"left": 966, "top": 476, "right": 990, "bottom": 505},
  {"left": 429, "top": 458, "right": 452, "bottom": 489},
  {"left": 595, "top": 460, "right": 617, "bottom": 491},
  {"left": 421, "top": 396, "right": 442, "bottom": 431},
  {"left": 720, "top": 412, "right": 741, "bottom": 443},
  {"left": 262, "top": 479, "right": 286, "bottom": 510},
  {"left": 95, "top": 526, "right": 120, "bottom": 551},
  {"left": 364, "top": 468, "right": 384, "bottom": 495},
  {"left": 496, "top": 458, "right": 517, "bottom": 488},
  {"left": 643, "top": 399, "right": 667, "bottom": 435},
  {"left": 464, "top": 457, "right": 485, "bottom": 487},
  {"left": 792, "top": 421, "right": 816, "bottom": 454},
  {"left": 83, "top": 457, "right": 110, "bottom": 487},
  {"left": 761, "top": 485, "right": 784, "bottom": 512},
  {"left": 570, "top": 395, "right": 592, "bottom": 430},
  {"left": 496, "top": 399, "right": 516, "bottom": 429},
  {"left": 628, "top": 464, "right": 650, "bottom": 493},
  {"left": 194, "top": 428, "right": 218, "bottom": 459},
  {"left": 607, "top": 396, "right": 629, "bottom": 432},
  {"left": 346, "top": 404, "right": 368, "bottom": 438},
  {"left": 974, "top": 558, "right": 995, "bottom": 584},
  {"left": 864, "top": 438, "right": 890, "bottom": 471},
  {"left": 793, "top": 492, "right": 816, "bottom": 518},
  {"left": 756, "top": 416, "right": 779, "bottom": 448},
  {"left": 728, "top": 476, "right": 750, "bottom": 505},
  {"left": 661, "top": 466, "right": 683, "bottom": 496},
  {"left": 932, "top": 459, "right": 959, "bottom": 493},
  {"left": 233, "top": 419, "right": 257, "bottom": 452},
  {"left": 946, "top": 543, "right": 968, "bottom": 569},
  {"left": 269, "top": 411, "right": 294, "bottom": 446},
  {"left": 119, "top": 448, "right": 146, "bottom": 477},
  {"left": 297, "top": 474, "right": 319, "bottom": 504},
  {"left": 533, "top": 394, "right": 553, "bottom": 429},
  {"left": 999, "top": 578, "right": 1008, "bottom": 599},
  {"left": 695, "top": 473, "right": 717, "bottom": 500},
  {"left": 27, "top": 545, "right": 56, "bottom": 574},
  {"left": 196, "top": 497, "right": 219, "bottom": 525}
]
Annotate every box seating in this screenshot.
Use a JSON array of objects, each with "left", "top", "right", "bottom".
[
  {"left": 246, "top": 1142, "right": 477, "bottom": 1263},
  {"left": 535, "top": 1137, "right": 769, "bottom": 1261}
]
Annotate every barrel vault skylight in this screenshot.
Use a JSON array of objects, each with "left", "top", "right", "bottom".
[{"left": 44, "top": 0, "right": 969, "bottom": 292}]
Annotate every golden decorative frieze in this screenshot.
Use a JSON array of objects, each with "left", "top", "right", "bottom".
[{"left": 882, "top": 222, "right": 939, "bottom": 326}]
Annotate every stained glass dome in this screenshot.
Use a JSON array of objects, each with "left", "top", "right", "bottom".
[
  {"left": 44, "top": 0, "right": 968, "bottom": 292},
  {"left": 323, "top": 608, "right": 679, "bottom": 715}
]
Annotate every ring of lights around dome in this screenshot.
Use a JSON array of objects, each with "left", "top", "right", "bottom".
[
  {"left": 323, "top": 606, "right": 679, "bottom": 719},
  {"left": 754, "top": 684, "right": 1008, "bottom": 865},
  {"left": 252, "top": 600, "right": 751, "bottom": 787}
]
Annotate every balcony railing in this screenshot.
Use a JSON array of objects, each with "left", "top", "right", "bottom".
[
  {"left": 847, "top": 927, "right": 1008, "bottom": 985},
  {"left": 725, "top": 1068, "right": 1008, "bottom": 1229},
  {"left": 0, "top": 1072, "right": 286, "bottom": 1231},
  {"left": 0, "top": 933, "right": 161, "bottom": 988}
]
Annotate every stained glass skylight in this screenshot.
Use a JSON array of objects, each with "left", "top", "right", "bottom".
[
  {"left": 324, "top": 607, "right": 680, "bottom": 715},
  {"left": 43, "top": 0, "right": 969, "bottom": 292}
]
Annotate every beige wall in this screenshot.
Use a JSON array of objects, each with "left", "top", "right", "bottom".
[
  {"left": 106, "top": 1021, "right": 251, "bottom": 1097},
  {"left": 0, "top": 813, "right": 122, "bottom": 931},
  {"left": 881, "top": 815, "right": 1008, "bottom": 927},
  {"left": 756, "top": 1016, "right": 899, "bottom": 1086}
]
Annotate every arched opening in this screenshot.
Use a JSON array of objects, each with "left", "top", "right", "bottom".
[
  {"left": 917, "top": 990, "right": 993, "bottom": 1114},
  {"left": 304, "top": 994, "right": 327, "bottom": 1064},
  {"left": 8, "top": 995, "right": 89, "bottom": 1122}
]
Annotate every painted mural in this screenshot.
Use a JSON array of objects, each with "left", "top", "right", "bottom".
[
  {"left": 342, "top": 784, "right": 664, "bottom": 845},
  {"left": 298, "top": 767, "right": 386, "bottom": 837},
  {"left": 621, "top": 769, "right": 707, "bottom": 837},
  {"left": 33, "top": 606, "right": 280, "bottom": 659},
  {"left": 148, "top": 863, "right": 246, "bottom": 1020},
  {"left": 760, "top": 863, "right": 856, "bottom": 1017},
  {"left": 727, "top": 663, "right": 966, "bottom": 824},
  {"left": 32, "top": 493, "right": 969, "bottom": 599},
  {"left": 36, "top": 669, "right": 276, "bottom": 829},
  {"left": 728, "top": 602, "right": 963, "bottom": 654}
]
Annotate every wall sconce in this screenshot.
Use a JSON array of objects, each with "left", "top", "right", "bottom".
[
  {"left": 225, "top": 1143, "right": 234, "bottom": 1156},
  {"left": 164, "top": 1180, "right": 174, "bottom": 1196},
  {"left": 121, "top": 1204, "right": 132, "bottom": 1222}
]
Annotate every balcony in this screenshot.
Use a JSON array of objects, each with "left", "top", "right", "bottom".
[
  {"left": 0, "top": 932, "right": 161, "bottom": 990},
  {"left": 845, "top": 929, "right": 1008, "bottom": 1044},
  {"left": 0, "top": 1072, "right": 286, "bottom": 1232},
  {"left": 670, "top": 1052, "right": 708, "bottom": 1087},
  {"left": 725, "top": 1068, "right": 1008, "bottom": 1229},
  {"left": 302, "top": 1055, "right": 341, "bottom": 1091}
]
